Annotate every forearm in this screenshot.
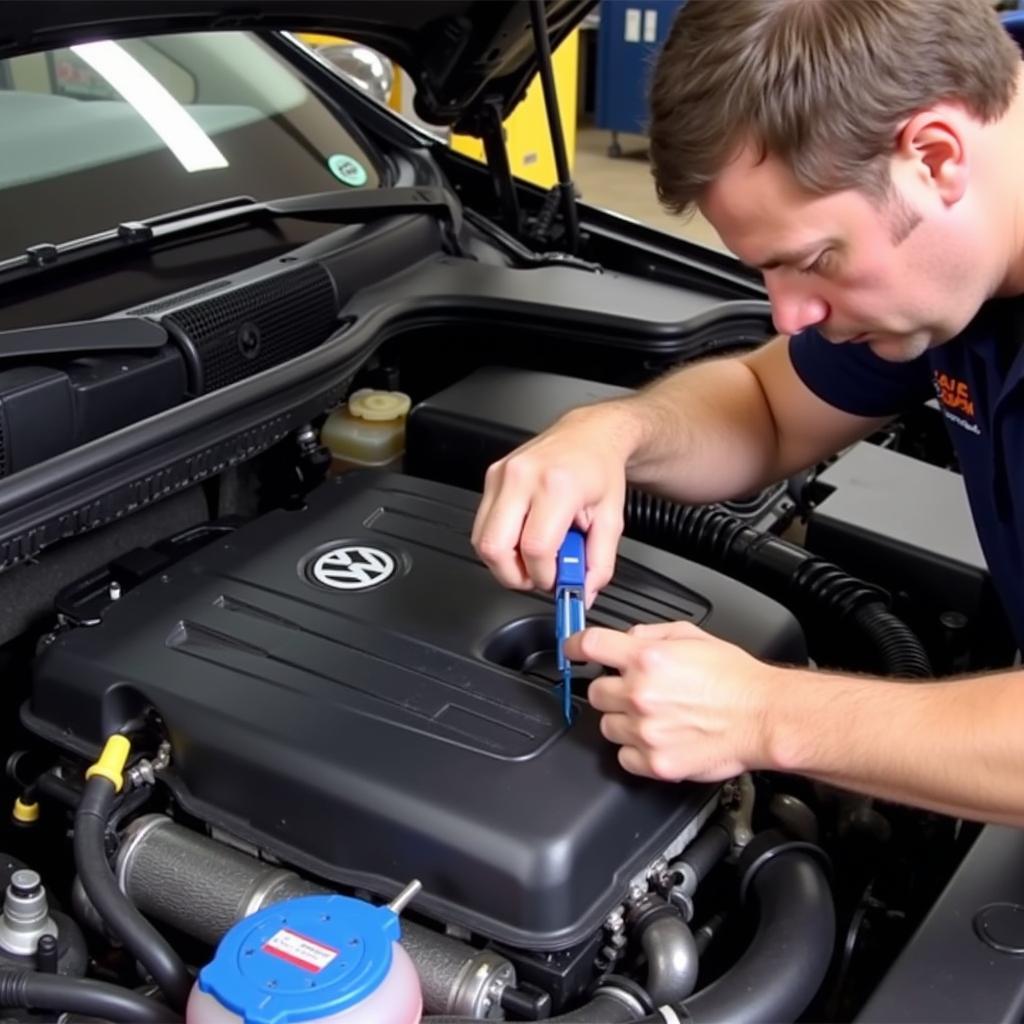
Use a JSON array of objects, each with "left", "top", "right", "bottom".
[
  {"left": 769, "top": 667, "right": 1024, "bottom": 825},
  {"left": 596, "top": 355, "right": 782, "bottom": 504}
]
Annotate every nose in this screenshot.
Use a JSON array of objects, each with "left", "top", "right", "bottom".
[{"left": 764, "top": 271, "right": 829, "bottom": 337}]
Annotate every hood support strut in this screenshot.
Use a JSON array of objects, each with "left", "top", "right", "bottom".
[
  {"left": 480, "top": 97, "right": 523, "bottom": 236},
  {"left": 477, "top": 2, "right": 582, "bottom": 252},
  {"left": 529, "top": 0, "right": 580, "bottom": 255}
]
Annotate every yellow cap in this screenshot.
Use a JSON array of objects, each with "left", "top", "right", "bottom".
[
  {"left": 12, "top": 798, "right": 39, "bottom": 824},
  {"left": 347, "top": 389, "right": 411, "bottom": 422},
  {"left": 85, "top": 735, "right": 132, "bottom": 793}
]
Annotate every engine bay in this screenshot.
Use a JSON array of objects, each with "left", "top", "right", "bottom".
[
  {"left": 0, "top": 344, "right": 1006, "bottom": 1022},
  {"left": 0, "top": 15, "right": 1017, "bottom": 1024},
  {"left": 27, "top": 469, "right": 804, "bottom": 952},
  {"left": 0, "top": 227, "right": 1012, "bottom": 1023}
]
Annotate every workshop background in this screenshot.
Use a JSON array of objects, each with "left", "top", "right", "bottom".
[
  {"left": 302, "top": 0, "right": 1024, "bottom": 258},
  {"left": 300, "top": 0, "right": 727, "bottom": 254}
]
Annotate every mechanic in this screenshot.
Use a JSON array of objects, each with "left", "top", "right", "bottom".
[{"left": 471, "top": 0, "right": 1024, "bottom": 827}]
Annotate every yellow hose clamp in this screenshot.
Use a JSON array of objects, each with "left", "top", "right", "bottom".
[
  {"left": 84, "top": 735, "right": 132, "bottom": 793},
  {"left": 12, "top": 797, "right": 39, "bottom": 824}
]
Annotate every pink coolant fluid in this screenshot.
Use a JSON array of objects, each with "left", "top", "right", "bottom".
[{"left": 186, "top": 886, "right": 423, "bottom": 1024}]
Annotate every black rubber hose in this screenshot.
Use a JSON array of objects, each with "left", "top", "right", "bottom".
[
  {"left": 676, "top": 839, "right": 835, "bottom": 1023},
  {"left": 677, "top": 818, "right": 731, "bottom": 883},
  {"left": 624, "top": 489, "right": 932, "bottom": 678},
  {"left": 425, "top": 988, "right": 646, "bottom": 1023},
  {"left": 552, "top": 993, "right": 647, "bottom": 1022},
  {"left": 581, "top": 841, "right": 834, "bottom": 1024},
  {"left": 429, "top": 839, "right": 833, "bottom": 1024},
  {"left": 74, "top": 777, "right": 193, "bottom": 1012},
  {"left": 853, "top": 602, "right": 933, "bottom": 678},
  {"left": 0, "top": 969, "right": 177, "bottom": 1023},
  {"left": 35, "top": 769, "right": 81, "bottom": 808}
]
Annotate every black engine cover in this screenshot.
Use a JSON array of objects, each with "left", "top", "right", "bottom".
[{"left": 27, "top": 472, "right": 805, "bottom": 949}]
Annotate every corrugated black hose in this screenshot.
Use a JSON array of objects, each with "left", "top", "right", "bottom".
[
  {"left": 0, "top": 969, "right": 176, "bottom": 1023},
  {"left": 624, "top": 489, "right": 932, "bottom": 678},
  {"left": 74, "top": 775, "right": 193, "bottom": 1013}
]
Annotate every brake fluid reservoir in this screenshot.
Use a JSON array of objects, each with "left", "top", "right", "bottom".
[
  {"left": 186, "top": 894, "right": 422, "bottom": 1024},
  {"left": 321, "top": 389, "right": 411, "bottom": 476}
]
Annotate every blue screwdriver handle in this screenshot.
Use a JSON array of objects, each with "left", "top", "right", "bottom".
[
  {"left": 555, "top": 528, "right": 587, "bottom": 724},
  {"left": 556, "top": 527, "right": 587, "bottom": 591}
]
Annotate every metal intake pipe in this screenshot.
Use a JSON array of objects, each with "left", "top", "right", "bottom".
[
  {"left": 626, "top": 895, "right": 699, "bottom": 1005},
  {"left": 109, "top": 815, "right": 515, "bottom": 1019}
]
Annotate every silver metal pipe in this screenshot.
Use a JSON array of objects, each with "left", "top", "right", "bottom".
[
  {"left": 113, "top": 815, "right": 313, "bottom": 945},
  {"left": 400, "top": 925, "right": 513, "bottom": 1020},
  {"left": 113, "top": 815, "right": 514, "bottom": 1018},
  {"left": 641, "top": 915, "right": 699, "bottom": 1005}
]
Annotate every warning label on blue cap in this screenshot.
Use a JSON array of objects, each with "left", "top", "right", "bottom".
[{"left": 262, "top": 928, "right": 340, "bottom": 973}]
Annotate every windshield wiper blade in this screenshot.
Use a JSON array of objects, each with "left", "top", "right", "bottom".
[
  {"left": 13, "top": 195, "right": 258, "bottom": 273},
  {"left": 0, "top": 187, "right": 463, "bottom": 284}
]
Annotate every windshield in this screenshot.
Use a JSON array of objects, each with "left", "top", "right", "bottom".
[{"left": 0, "top": 32, "right": 381, "bottom": 261}]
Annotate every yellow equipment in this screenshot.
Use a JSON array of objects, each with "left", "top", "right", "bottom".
[
  {"left": 298, "top": 31, "right": 579, "bottom": 190},
  {"left": 449, "top": 30, "right": 579, "bottom": 189}
]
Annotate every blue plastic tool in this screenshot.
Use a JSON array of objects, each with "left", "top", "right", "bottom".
[{"left": 555, "top": 527, "right": 586, "bottom": 724}]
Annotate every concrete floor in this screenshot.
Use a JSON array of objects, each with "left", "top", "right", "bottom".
[{"left": 572, "top": 124, "right": 728, "bottom": 253}]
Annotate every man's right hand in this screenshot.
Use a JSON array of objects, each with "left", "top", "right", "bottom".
[{"left": 471, "top": 403, "right": 639, "bottom": 606}]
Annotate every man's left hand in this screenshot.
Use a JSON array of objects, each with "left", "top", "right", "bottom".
[{"left": 563, "top": 621, "right": 783, "bottom": 782}]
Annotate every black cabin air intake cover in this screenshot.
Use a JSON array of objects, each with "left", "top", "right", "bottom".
[
  {"left": 26, "top": 473, "right": 805, "bottom": 950},
  {"left": 161, "top": 262, "right": 337, "bottom": 394}
]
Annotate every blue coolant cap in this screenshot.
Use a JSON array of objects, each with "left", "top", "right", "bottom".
[{"left": 198, "top": 894, "right": 400, "bottom": 1024}]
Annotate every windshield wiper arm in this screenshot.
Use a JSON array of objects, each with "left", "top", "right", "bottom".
[
  {"left": 0, "top": 318, "right": 168, "bottom": 360},
  {"left": 0, "top": 186, "right": 463, "bottom": 284}
]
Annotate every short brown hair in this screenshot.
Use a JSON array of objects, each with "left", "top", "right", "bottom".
[{"left": 649, "top": 0, "right": 1021, "bottom": 215}]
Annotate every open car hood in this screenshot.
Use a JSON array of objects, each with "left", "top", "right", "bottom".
[{"left": 0, "top": 0, "right": 595, "bottom": 131}]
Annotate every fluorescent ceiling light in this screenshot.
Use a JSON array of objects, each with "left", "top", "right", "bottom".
[{"left": 71, "top": 40, "right": 228, "bottom": 172}]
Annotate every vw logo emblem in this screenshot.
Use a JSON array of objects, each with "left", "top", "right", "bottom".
[{"left": 310, "top": 546, "right": 395, "bottom": 591}]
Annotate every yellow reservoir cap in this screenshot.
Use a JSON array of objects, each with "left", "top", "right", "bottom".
[
  {"left": 12, "top": 798, "right": 38, "bottom": 824},
  {"left": 348, "top": 389, "right": 411, "bottom": 422},
  {"left": 85, "top": 735, "right": 131, "bottom": 793}
]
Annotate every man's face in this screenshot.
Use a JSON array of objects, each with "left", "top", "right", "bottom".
[{"left": 698, "top": 144, "right": 991, "bottom": 362}]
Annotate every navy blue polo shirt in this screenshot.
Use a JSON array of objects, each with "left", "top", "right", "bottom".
[{"left": 789, "top": 297, "right": 1024, "bottom": 646}]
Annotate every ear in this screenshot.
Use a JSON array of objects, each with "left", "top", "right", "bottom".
[{"left": 895, "top": 110, "right": 967, "bottom": 205}]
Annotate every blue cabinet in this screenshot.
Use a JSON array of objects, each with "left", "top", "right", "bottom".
[{"left": 595, "top": 0, "right": 683, "bottom": 156}]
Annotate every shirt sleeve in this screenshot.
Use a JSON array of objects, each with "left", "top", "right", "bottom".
[{"left": 788, "top": 329, "right": 934, "bottom": 417}]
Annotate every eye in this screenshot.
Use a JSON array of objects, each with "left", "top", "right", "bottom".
[{"left": 800, "top": 249, "right": 833, "bottom": 275}]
